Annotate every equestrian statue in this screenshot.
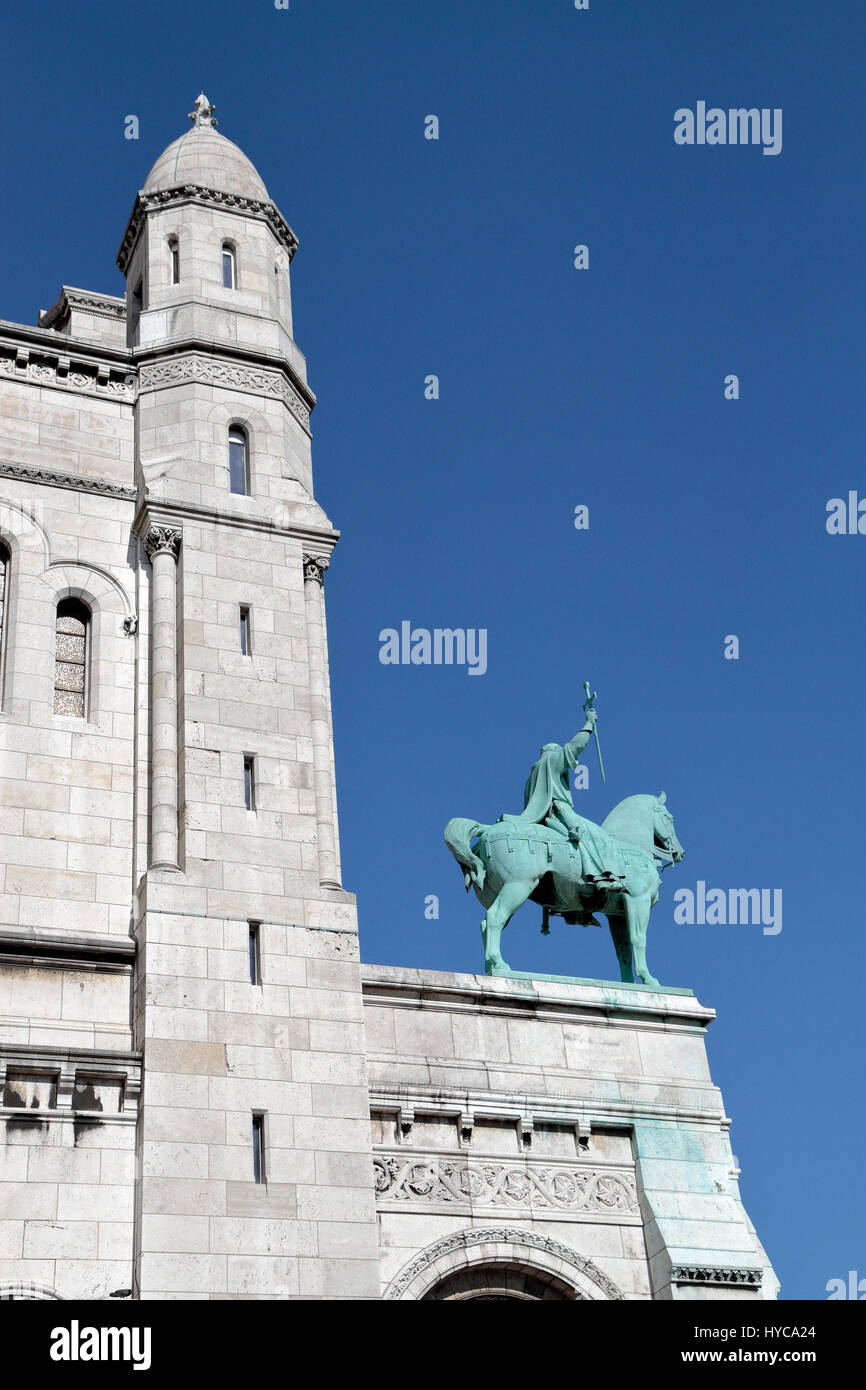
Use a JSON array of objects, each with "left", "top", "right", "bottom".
[{"left": 444, "top": 685, "right": 684, "bottom": 985}]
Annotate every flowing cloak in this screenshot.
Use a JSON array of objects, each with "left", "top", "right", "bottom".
[
  {"left": 500, "top": 737, "right": 620, "bottom": 880},
  {"left": 500, "top": 737, "right": 584, "bottom": 826}
]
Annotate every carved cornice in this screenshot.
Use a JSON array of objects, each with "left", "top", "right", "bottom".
[
  {"left": 0, "top": 347, "right": 135, "bottom": 402},
  {"left": 0, "top": 460, "right": 136, "bottom": 501},
  {"left": 384, "top": 1227, "right": 625, "bottom": 1301},
  {"left": 0, "top": 927, "right": 135, "bottom": 965},
  {"left": 133, "top": 498, "right": 339, "bottom": 551},
  {"left": 302, "top": 553, "right": 329, "bottom": 585},
  {"left": 144, "top": 525, "right": 182, "bottom": 560},
  {"left": 39, "top": 288, "right": 127, "bottom": 331},
  {"left": 671, "top": 1265, "right": 763, "bottom": 1288},
  {"left": 117, "top": 185, "right": 299, "bottom": 274},
  {"left": 138, "top": 352, "right": 311, "bottom": 431},
  {"left": 373, "top": 1154, "right": 639, "bottom": 1216}
]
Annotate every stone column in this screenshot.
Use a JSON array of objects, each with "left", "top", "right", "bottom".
[
  {"left": 145, "top": 524, "right": 182, "bottom": 870},
  {"left": 303, "top": 553, "right": 340, "bottom": 889}
]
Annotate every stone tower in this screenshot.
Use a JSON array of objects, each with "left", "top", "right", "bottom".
[{"left": 0, "top": 95, "right": 380, "bottom": 1300}]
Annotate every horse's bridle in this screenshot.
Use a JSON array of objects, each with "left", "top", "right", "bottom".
[{"left": 653, "top": 832, "right": 680, "bottom": 869}]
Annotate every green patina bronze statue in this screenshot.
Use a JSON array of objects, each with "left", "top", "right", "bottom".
[{"left": 444, "top": 687, "right": 684, "bottom": 985}]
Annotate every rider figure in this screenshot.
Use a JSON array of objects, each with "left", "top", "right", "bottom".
[{"left": 501, "top": 710, "right": 626, "bottom": 893}]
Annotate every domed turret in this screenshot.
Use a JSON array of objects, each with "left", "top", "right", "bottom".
[
  {"left": 142, "top": 94, "right": 269, "bottom": 202},
  {"left": 116, "top": 94, "right": 300, "bottom": 355}
]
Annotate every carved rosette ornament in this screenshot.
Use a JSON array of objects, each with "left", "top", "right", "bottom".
[
  {"left": 671, "top": 1266, "right": 762, "bottom": 1288},
  {"left": 372, "top": 1155, "right": 638, "bottom": 1215},
  {"left": 302, "top": 553, "right": 329, "bottom": 585},
  {"left": 144, "top": 526, "right": 182, "bottom": 561}
]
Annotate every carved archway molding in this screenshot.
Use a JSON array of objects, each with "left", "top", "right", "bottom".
[
  {"left": 0, "top": 1281, "right": 61, "bottom": 1300},
  {"left": 383, "top": 1226, "right": 626, "bottom": 1301},
  {"left": 40, "top": 559, "right": 134, "bottom": 617}
]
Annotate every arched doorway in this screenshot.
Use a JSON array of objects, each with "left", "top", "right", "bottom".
[
  {"left": 423, "top": 1263, "right": 580, "bottom": 1300},
  {"left": 384, "top": 1227, "right": 625, "bottom": 1301}
]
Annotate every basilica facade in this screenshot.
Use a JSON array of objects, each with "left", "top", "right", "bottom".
[{"left": 0, "top": 99, "right": 777, "bottom": 1301}]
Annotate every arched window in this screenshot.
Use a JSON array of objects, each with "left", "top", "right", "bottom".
[
  {"left": 229, "top": 426, "right": 249, "bottom": 495},
  {"left": 0, "top": 1282, "right": 62, "bottom": 1301},
  {"left": 54, "top": 599, "right": 90, "bottom": 718},
  {"left": 222, "top": 243, "right": 236, "bottom": 289},
  {"left": 169, "top": 238, "right": 180, "bottom": 284},
  {"left": 0, "top": 543, "right": 8, "bottom": 700}
]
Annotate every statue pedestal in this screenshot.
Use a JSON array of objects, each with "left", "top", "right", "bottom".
[
  {"left": 363, "top": 966, "right": 779, "bottom": 1300},
  {"left": 489, "top": 967, "right": 695, "bottom": 996}
]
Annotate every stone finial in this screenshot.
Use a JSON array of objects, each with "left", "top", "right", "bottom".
[
  {"left": 144, "top": 525, "right": 182, "bottom": 560},
  {"left": 188, "top": 92, "right": 217, "bottom": 129},
  {"left": 302, "top": 553, "right": 329, "bottom": 585}
]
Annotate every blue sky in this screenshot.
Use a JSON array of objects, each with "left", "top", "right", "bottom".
[{"left": 1, "top": 0, "right": 863, "bottom": 1301}]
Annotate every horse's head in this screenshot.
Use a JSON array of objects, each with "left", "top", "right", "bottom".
[{"left": 652, "top": 791, "right": 684, "bottom": 863}]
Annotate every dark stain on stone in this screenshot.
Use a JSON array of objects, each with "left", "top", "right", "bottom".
[
  {"left": 73, "top": 1115, "right": 102, "bottom": 1145},
  {"left": 72, "top": 1081, "right": 104, "bottom": 1113},
  {"left": 2, "top": 1081, "right": 25, "bottom": 1107},
  {"left": 6, "top": 1115, "right": 48, "bottom": 1134}
]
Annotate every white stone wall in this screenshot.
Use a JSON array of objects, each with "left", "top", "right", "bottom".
[
  {"left": 133, "top": 917, "right": 378, "bottom": 1298},
  {"left": 0, "top": 321, "right": 140, "bottom": 1300},
  {"left": 363, "top": 966, "right": 778, "bottom": 1301},
  {"left": 0, "top": 118, "right": 382, "bottom": 1299},
  {"left": 0, "top": 1046, "right": 139, "bottom": 1300}
]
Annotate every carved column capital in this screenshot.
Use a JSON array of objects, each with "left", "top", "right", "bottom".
[
  {"left": 302, "top": 552, "right": 329, "bottom": 585},
  {"left": 144, "top": 525, "right": 182, "bottom": 561}
]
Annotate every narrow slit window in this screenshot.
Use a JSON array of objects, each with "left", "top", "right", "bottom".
[
  {"left": 54, "top": 599, "right": 90, "bottom": 718},
  {"left": 169, "top": 239, "right": 180, "bottom": 284},
  {"left": 239, "top": 606, "right": 251, "bottom": 656},
  {"left": 243, "top": 756, "right": 255, "bottom": 812},
  {"left": 229, "top": 426, "right": 249, "bottom": 495},
  {"left": 222, "top": 243, "right": 236, "bottom": 289},
  {"left": 248, "top": 922, "right": 261, "bottom": 985},
  {"left": 129, "top": 278, "right": 143, "bottom": 337},
  {"left": 252, "top": 1113, "right": 266, "bottom": 1184}
]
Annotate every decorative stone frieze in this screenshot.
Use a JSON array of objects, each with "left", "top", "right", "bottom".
[
  {"left": 38, "top": 288, "right": 127, "bottom": 331},
  {"left": 117, "top": 184, "right": 299, "bottom": 274},
  {"left": 373, "top": 1153, "right": 639, "bottom": 1215},
  {"left": 138, "top": 352, "right": 311, "bottom": 430},
  {"left": 671, "top": 1266, "right": 763, "bottom": 1288},
  {"left": 0, "top": 347, "right": 135, "bottom": 401},
  {"left": 0, "top": 460, "right": 137, "bottom": 500}
]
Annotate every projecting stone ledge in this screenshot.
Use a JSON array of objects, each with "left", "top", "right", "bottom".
[{"left": 361, "top": 962, "right": 713, "bottom": 1025}]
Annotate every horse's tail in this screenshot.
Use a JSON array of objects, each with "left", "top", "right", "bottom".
[{"left": 444, "top": 817, "right": 488, "bottom": 892}]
